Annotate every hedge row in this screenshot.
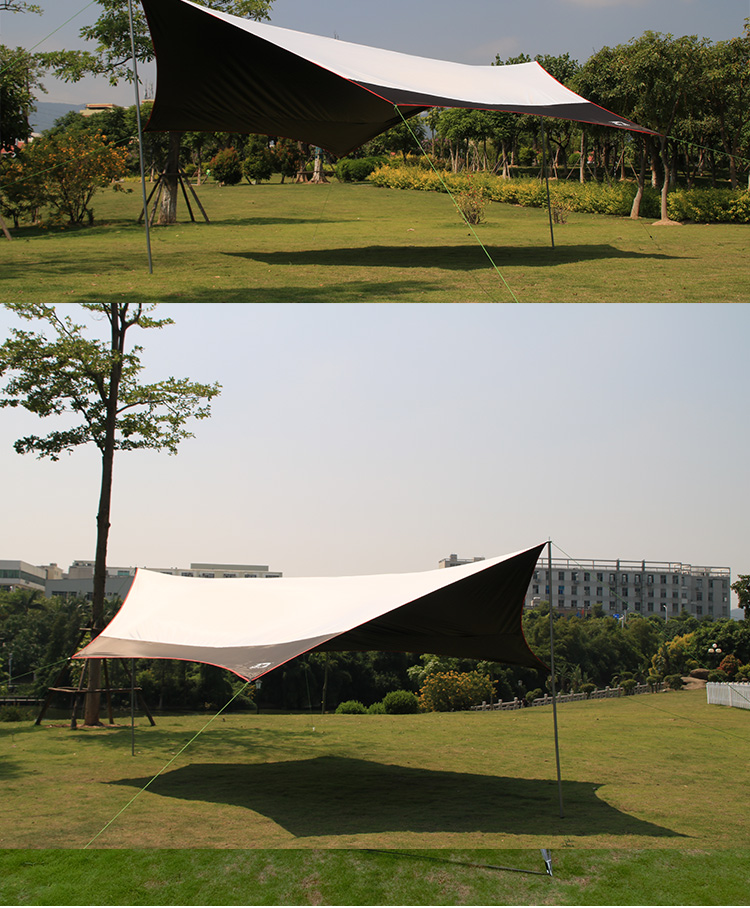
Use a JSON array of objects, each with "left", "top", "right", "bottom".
[{"left": 366, "top": 165, "right": 750, "bottom": 223}]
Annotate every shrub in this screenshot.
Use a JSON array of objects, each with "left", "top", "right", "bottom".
[
  {"left": 367, "top": 701, "right": 386, "bottom": 714},
  {"left": 242, "top": 136, "right": 274, "bottom": 183},
  {"left": 382, "top": 689, "right": 419, "bottom": 714},
  {"left": 454, "top": 186, "right": 486, "bottom": 225},
  {"left": 0, "top": 705, "right": 29, "bottom": 722},
  {"left": 419, "top": 670, "right": 494, "bottom": 712},
  {"left": 336, "top": 156, "right": 386, "bottom": 182},
  {"left": 621, "top": 679, "right": 637, "bottom": 694},
  {"left": 736, "top": 664, "right": 750, "bottom": 682},
  {"left": 525, "top": 688, "right": 544, "bottom": 705},
  {"left": 209, "top": 148, "right": 243, "bottom": 185},
  {"left": 580, "top": 682, "right": 597, "bottom": 697},
  {"left": 663, "top": 674, "right": 684, "bottom": 690},
  {"left": 707, "top": 669, "right": 729, "bottom": 683},
  {"left": 335, "top": 699, "right": 366, "bottom": 714},
  {"left": 718, "top": 654, "right": 741, "bottom": 680}
]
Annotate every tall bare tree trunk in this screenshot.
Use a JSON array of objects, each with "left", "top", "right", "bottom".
[{"left": 84, "top": 306, "right": 126, "bottom": 726}]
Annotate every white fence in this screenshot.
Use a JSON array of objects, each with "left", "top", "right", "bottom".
[
  {"left": 474, "top": 682, "right": 664, "bottom": 711},
  {"left": 706, "top": 682, "right": 750, "bottom": 710}
]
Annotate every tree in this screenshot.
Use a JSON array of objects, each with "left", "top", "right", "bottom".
[
  {"left": 0, "top": 2, "right": 41, "bottom": 12},
  {"left": 21, "top": 129, "right": 129, "bottom": 224},
  {"left": 43, "top": 0, "right": 274, "bottom": 225},
  {"left": 0, "top": 44, "right": 45, "bottom": 151},
  {"left": 0, "top": 304, "right": 221, "bottom": 724},
  {"left": 731, "top": 575, "right": 750, "bottom": 621}
]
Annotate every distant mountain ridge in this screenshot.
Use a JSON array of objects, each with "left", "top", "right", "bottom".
[{"left": 30, "top": 101, "right": 86, "bottom": 133}]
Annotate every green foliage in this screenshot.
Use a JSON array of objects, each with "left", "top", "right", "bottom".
[
  {"left": 18, "top": 130, "right": 129, "bottom": 225},
  {"left": 335, "top": 699, "right": 367, "bottom": 714},
  {"left": 731, "top": 574, "right": 750, "bottom": 620},
  {"left": 663, "top": 674, "right": 684, "bottom": 690},
  {"left": 368, "top": 165, "right": 668, "bottom": 219},
  {"left": 668, "top": 188, "right": 750, "bottom": 223},
  {"left": 418, "top": 670, "right": 494, "bottom": 712},
  {"left": 525, "top": 688, "right": 543, "bottom": 704},
  {"left": 454, "top": 186, "right": 486, "bottom": 225},
  {"left": 708, "top": 669, "right": 729, "bottom": 682},
  {"left": 382, "top": 689, "right": 419, "bottom": 714},
  {"left": 209, "top": 148, "right": 243, "bottom": 186},
  {"left": 335, "top": 156, "right": 387, "bottom": 183},
  {"left": 621, "top": 678, "right": 637, "bottom": 694},
  {"left": 580, "top": 682, "right": 597, "bottom": 697},
  {"left": 367, "top": 701, "right": 385, "bottom": 714},
  {"left": 242, "top": 136, "right": 274, "bottom": 183},
  {"left": 0, "top": 44, "right": 44, "bottom": 150},
  {"left": 718, "top": 654, "right": 741, "bottom": 679},
  {"left": 0, "top": 704, "right": 30, "bottom": 721}
]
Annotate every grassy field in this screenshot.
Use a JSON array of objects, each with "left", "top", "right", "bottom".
[
  {"left": 2, "top": 179, "right": 748, "bottom": 304},
  {"left": 1, "top": 689, "right": 749, "bottom": 902}
]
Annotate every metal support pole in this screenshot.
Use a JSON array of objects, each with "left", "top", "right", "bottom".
[
  {"left": 131, "top": 658, "right": 136, "bottom": 756},
  {"left": 548, "top": 540, "right": 564, "bottom": 818},
  {"left": 128, "top": 0, "right": 153, "bottom": 273},
  {"left": 540, "top": 119, "right": 555, "bottom": 249}
]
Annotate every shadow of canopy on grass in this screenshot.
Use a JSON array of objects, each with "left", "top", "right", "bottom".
[
  {"left": 109, "top": 755, "right": 683, "bottom": 840},
  {"left": 228, "top": 244, "right": 680, "bottom": 271}
]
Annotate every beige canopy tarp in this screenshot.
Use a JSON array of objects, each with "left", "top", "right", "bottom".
[{"left": 76, "top": 543, "right": 547, "bottom": 680}]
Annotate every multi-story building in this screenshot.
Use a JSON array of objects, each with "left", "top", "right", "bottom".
[
  {"left": 438, "top": 554, "right": 485, "bottom": 569},
  {"left": 0, "top": 560, "right": 48, "bottom": 593},
  {"left": 439, "top": 553, "right": 731, "bottom": 619},
  {"left": 526, "top": 557, "right": 731, "bottom": 619},
  {"left": 44, "top": 560, "right": 282, "bottom": 599}
]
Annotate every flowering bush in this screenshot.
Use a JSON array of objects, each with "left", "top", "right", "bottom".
[
  {"left": 418, "top": 670, "right": 494, "bottom": 712},
  {"left": 20, "top": 130, "right": 128, "bottom": 225}
]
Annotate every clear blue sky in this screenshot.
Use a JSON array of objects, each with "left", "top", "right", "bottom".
[
  {"left": 1, "top": 304, "right": 749, "bottom": 597},
  {"left": 1, "top": 0, "right": 748, "bottom": 105}
]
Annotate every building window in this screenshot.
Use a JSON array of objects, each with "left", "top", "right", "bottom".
[
  {"left": 661, "top": 590, "right": 667, "bottom": 598},
  {"left": 584, "top": 600, "right": 590, "bottom": 608},
  {"left": 673, "top": 575, "right": 680, "bottom": 584},
  {"left": 647, "top": 603, "right": 654, "bottom": 612},
  {"left": 696, "top": 592, "right": 703, "bottom": 601},
  {"left": 696, "top": 605, "right": 703, "bottom": 616},
  {"left": 609, "top": 573, "right": 616, "bottom": 582},
  {"left": 533, "top": 571, "right": 539, "bottom": 581},
  {"left": 635, "top": 602, "right": 642, "bottom": 611},
  {"left": 558, "top": 586, "right": 565, "bottom": 596},
  {"left": 660, "top": 575, "right": 667, "bottom": 584},
  {"left": 571, "top": 585, "right": 578, "bottom": 594},
  {"left": 596, "top": 587, "right": 603, "bottom": 597},
  {"left": 584, "top": 586, "right": 590, "bottom": 595},
  {"left": 571, "top": 571, "right": 578, "bottom": 582},
  {"left": 532, "top": 584, "right": 539, "bottom": 594},
  {"left": 647, "top": 574, "right": 654, "bottom": 584},
  {"left": 584, "top": 572, "right": 591, "bottom": 582},
  {"left": 596, "top": 572, "right": 603, "bottom": 582},
  {"left": 621, "top": 573, "right": 628, "bottom": 583},
  {"left": 558, "top": 571, "right": 565, "bottom": 581},
  {"left": 672, "top": 591, "right": 679, "bottom": 599},
  {"left": 622, "top": 587, "right": 629, "bottom": 597},
  {"left": 571, "top": 600, "right": 578, "bottom": 608}
]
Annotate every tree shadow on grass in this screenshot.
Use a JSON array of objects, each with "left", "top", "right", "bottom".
[
  {"left": 110, "top": 755, "right": 683, "bottom": 840},
  {"left": 228, "top": 243, "right": 679, "bottom": 271}
]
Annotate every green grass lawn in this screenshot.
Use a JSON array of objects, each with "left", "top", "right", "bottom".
[
  {"left": 2, "top": 179, "right": 748, "bottom": 303},
  {"left": 1, "top": 689, "right": 749, "bottom": 903}
]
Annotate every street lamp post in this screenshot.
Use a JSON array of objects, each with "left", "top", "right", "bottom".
[{"left": 708, "top": 643, "right": 722, "bottom": 667}]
